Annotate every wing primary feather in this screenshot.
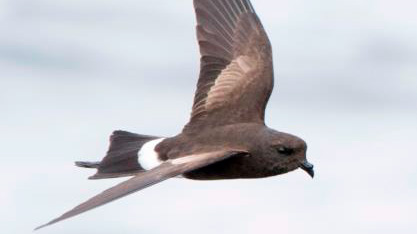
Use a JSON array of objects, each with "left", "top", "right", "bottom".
[
  {"left": 208, "top": 0, "right": 235, "bottom": 32},
  {"left": 238, "top": 0, "right": 249, "bottom": 12},
  {"left": 222, "top": 0, "right": 239, "bottom": 22},
  {"left": 217, "top": 0, "right": 237, "bottom": 25},
  {"left": 198, "top": 26, "right": 233, "bottom": 55},
  {"left": 195, "top": 4, "right": 234, "bottom": 42},
  {"left": 195, "top": 9, "right": 234, "bottom": 47},
  {"left": 35, "top": 150, "right": 245, "bottom": 231},
  {"left": 199, "top": 40, "right": 233, "bottom": 60},
  {"left": 231, "top": 0, "right": 244, "bottom": 14},
  {"left": 247, "top": 0, "right": 256, "bottom": 12},
  {"left": 204, "top": 1, "right": 234, "bottom": 33}
]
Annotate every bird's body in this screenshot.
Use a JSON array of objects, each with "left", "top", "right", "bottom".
[
  {"left": 36, "top": 0, "right": 314, "bottom": 230},
  {"left": 158, "top": 123, "right": 307, "bottom": 180}
]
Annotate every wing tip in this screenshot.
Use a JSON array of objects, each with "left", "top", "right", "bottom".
[
  {"left": 34, "top": 214, "right": 67, "bottom": 231},
  {"left": 33, "top": 223, "right": 49, "bottom": 231}
]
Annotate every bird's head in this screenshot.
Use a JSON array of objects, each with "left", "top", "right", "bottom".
[{"left": 266, "top": 130, "right": 314, "bottom": 178}]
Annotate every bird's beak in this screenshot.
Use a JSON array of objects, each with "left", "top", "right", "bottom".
[{"left": 300, "top": 160, "right": 314, "bottom": 178}]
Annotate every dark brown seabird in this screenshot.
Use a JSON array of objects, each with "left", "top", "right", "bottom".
[{"left": 36, "top": 0, "right": 314, "bottom": 230}]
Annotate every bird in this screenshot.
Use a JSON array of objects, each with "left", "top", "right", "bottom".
[{"left": 35, "top": 0, "right": 314, "bottom": 230}]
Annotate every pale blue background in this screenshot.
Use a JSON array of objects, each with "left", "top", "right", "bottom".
[{"left": 1, "top": 0, "right": 416, "bottom": 233}]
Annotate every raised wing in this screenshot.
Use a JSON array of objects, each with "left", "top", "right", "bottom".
[
  {"left": 184, "top": 0, "right": 273, "bottom": 132},
  {"left": 35, "top": 150, "right": 243, "bottom": 231}
]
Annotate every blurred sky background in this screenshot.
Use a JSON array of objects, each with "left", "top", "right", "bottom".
[{"left": 1, "top": 0, "right": 417, "bottom": 233}]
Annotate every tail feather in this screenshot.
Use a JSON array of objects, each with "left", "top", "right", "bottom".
[
  {"left": 75, "top": 161, "right": 100, "bottom": 169},
  {"left": 77, "top": 130, "right": 160, "bottom": 180}
]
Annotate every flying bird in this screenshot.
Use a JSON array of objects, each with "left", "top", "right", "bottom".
[{"left": 36, "top": 0, "right": 314, "bottom": 230}]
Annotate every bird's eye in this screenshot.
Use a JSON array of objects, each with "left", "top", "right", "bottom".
[{"left": 277, "top": 146, "right": 293, "bottom": 156}]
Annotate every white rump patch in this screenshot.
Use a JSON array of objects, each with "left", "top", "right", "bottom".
[{"left": 138, "top": 138, "right": 165, "bottom": 170}]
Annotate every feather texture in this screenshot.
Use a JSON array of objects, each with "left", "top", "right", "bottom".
[{"left": 185, "top": 0, "right": 273, "bottom": 132}]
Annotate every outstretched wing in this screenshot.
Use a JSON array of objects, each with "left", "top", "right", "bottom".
[
  {"left": 35, "top": 150, "right": 244, "bottom": 231},
  {"left": 184, "top": 0, "right": 273, "bottom": 132}
]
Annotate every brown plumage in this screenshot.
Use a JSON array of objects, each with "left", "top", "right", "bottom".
[
  {"left": 36, "top": 0, "right": 314, "bottom": 230},
  {"left": 185, "top": 0, "right": 272, "bottom": 131}
]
